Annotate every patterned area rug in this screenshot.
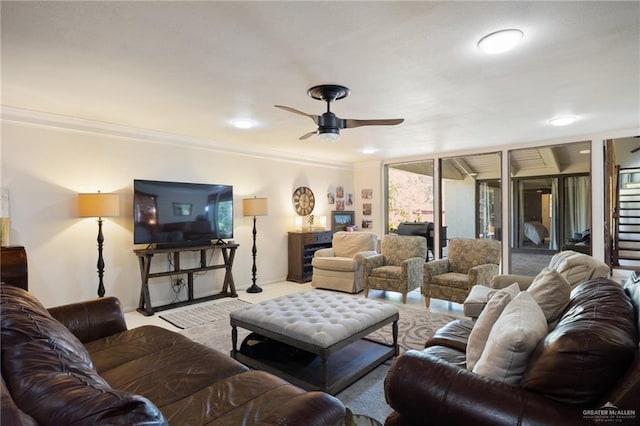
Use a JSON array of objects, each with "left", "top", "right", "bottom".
[
  {"left": 366, "top": 305, "right": 457, "bottom": 353},
  {"left": 159, "top": 299, "right": 250, "bottom": 329},
  {"left": 180, "top": 299, "right": 458, "bottom": 423}
]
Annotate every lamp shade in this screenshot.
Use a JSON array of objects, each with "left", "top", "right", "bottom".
[
  {"left": 242, "top": 197, "right": 268, "bottom": 217},
  {"left": 78, "top": 193, "right": 120, "bottom": 218}
]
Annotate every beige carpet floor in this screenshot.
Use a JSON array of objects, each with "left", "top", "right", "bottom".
[{"left": 180, "top": 298, "right": 457, "bottom": 424}]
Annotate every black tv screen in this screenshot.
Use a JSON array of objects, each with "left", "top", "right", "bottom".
[{"left": 133, "top": 179, "right": 233, "bottom": 246}]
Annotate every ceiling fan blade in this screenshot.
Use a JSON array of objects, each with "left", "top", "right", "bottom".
[
  {"left": 299, "top": 131, "right": 317, "bottom": 140},
  {"left": 344, "top": 118, "right": 404, "bottom": 129},
  {"left": 274, "top": 105, "right": 320, "bottom": 124}
]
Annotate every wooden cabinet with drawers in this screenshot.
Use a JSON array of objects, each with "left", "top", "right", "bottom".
[{"left": 287, "top": 231, "right": 333, "bottom": 283}]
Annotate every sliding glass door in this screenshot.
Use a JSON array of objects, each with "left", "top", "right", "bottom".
[{"left": 509, "top": 141, "right": 591, "bottom": 274}]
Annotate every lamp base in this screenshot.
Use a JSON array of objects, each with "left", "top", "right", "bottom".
[{"left": 246, "top": 284, "right": 263, "bottom": 293}]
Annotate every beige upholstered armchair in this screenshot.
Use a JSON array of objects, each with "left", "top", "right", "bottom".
[
  {"left": 363, "top": 234, "right": 427, "bottom": 304},
  {"left": 311, "top": 231, "right": 377, "bottom": 293},
  {"left": 463, "top": 250, "right": 610, "bottom": 318},
  {"left": 422, "top": 237, "right": 501, "bottom": 308}
]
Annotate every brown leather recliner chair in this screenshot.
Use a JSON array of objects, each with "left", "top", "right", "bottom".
[{"left": 384, "top": 277, "right": 640, "bottom": 425}]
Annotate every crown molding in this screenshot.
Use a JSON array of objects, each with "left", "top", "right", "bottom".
[{"left": 0, "top": 105, "right": 352, "bottom": 170}]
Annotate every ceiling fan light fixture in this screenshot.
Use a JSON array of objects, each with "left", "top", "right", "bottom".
[
  {"left": 478, "top": 29, "right": 523, "bottom": 54},
  {"left": 318, "top": 130, "right": 340, "bottom": 142},
  {"left": 276, "top": 84, "right": 404, "bottom": 142}
]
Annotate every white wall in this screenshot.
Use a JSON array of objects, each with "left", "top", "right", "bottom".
[{"left": 1, "top": 121, "right": 353, "bottom": 310}]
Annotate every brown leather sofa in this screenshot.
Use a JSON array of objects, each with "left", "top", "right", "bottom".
[
  {"left": 384, "top": 277, "right": 640, "bottom": 425},
  {"left": 0, "top": 284, "right": 346, "bottom": 425}
]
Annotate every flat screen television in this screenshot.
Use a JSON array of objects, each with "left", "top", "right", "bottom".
[{"left": 133, "top": 179, "right": 233, "bottom": 247}]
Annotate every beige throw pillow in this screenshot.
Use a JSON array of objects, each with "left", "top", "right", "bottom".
[
  {"left": 527, "top": 267, "right": 571, "bottom": 325},
  {"left": 472, "top": 291, "right": 547, "bottom": 385},
  {"left": 487, "top": 281, "right": 521, "bottom": 301},
  {"left": 466, "top": 283, "right": 520, "bottom": 370}
]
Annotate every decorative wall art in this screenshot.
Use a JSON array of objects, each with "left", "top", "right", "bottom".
[
  {"left": 346, "top": 193, "right": 353, "bottom": 206},
  {"left": 327, "top": 191, "right": 335, "bottom": 205},
  {"left": 331, "top": 210, "right": 355, "bottom": 231},
  {"left": 361, "top": 188, "right": 373, "bottom": 231}
]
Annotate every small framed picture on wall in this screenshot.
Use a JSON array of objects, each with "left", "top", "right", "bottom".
[
  {"left": 331, "top": 210, "right": 355, "bottom": 231},
  {"left": 327, "top": 191, "right": 335, "bottom": 204}
]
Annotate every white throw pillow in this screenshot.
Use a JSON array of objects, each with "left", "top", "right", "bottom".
[
  {"left": 466, "top": 283, "right": 520, "bottom": 370},
  {"left": 472, "top": 291, "right": 547, "bottom": 385},
  {"left": 487, "top": 281, "right": 521, "bottom": 301},
  {"left": 527, "top": 267, "right": 571, "bottom": 325}
]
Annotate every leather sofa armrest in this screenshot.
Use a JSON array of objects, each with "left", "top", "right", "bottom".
[
  {"left": 48, "top": 297, "right": 128, "bottom": 344},
  {"left": 257, "top": 392, "right": 345, "bottom": 426},
  {"left": 490, "top": 274, "right": 535, "bottom": 290},
  {"left": 426, "top": 319, "right": 474, "bottom": 352},
  {"left": 385, "top": 350, "right": 588, "bottom": 425}
]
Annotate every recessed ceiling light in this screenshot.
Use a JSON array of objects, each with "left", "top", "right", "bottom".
[
  {"left": 362, "top": 147, "right": 378, "bottom": 154},
  {"left": 231, "top": 119, "right": 256, "bottom": 129},
  {"left": 478, "top": 29, "right": 524, "bottom": 54},
  {"left": 548, "top": 115, "right": 577, "bottom": 126}
]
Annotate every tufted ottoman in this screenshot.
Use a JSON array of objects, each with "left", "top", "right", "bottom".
[{"left": 230, "top": 290, "right": 399, "bottom": 394}]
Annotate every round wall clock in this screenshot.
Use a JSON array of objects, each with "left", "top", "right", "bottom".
[{"left": 292, "top": 186, "right": 315, "bottom": 216}]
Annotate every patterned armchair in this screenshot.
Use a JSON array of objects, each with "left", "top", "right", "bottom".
[
  {"left": 363, "top": 234, "right": 427, "bottom": 304},
  {"left": 422, "top": 237, "right": 501, "bottom": 308}
]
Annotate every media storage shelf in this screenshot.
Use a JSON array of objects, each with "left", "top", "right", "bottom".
[{"left": 134, "top": 243, "right": 239, "bottom": 316}]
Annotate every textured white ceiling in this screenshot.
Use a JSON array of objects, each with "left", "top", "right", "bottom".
[{"left": 1, "top": 1, "right": 639, "bottom": 163}]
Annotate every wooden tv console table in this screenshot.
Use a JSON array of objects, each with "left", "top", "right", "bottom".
[{"left": 134, "top": 243, "right": 239, "bottom": 316}]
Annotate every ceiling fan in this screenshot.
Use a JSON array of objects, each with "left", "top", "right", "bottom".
[{"left": 275, "top": 84, "right": 404, "bottom": 141}]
